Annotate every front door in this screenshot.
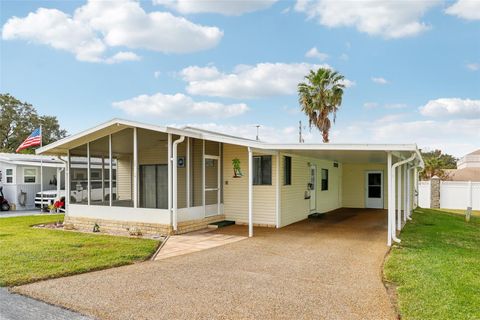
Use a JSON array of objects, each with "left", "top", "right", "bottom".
[
  {"left": 365, "top": 171, "right": 383, "bottom": 208},
  {"left": 309, "top": 165, "right": 316, "bottom": 212}
]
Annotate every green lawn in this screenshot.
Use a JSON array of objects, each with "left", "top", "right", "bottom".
[
  {"left": 384, "top": 208, "right": 480, "bottom": 320},
  {"left": 438, "top": 208, "right": 480, "bottom": 217},
  {"left": 0, "top": 215, "right": 159, "bottom": 287}
]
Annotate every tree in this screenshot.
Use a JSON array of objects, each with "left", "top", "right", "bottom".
[
  {"left": 298, "top": 68, "right": 345, "bottom": 143},
  {"left": 0, "top": 93, "right": 67, "bottom": 153},
  {"left": 420, "top": 149, "right": 458, "bottom": 180}
]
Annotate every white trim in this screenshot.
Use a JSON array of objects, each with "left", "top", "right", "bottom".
[
  {"left": 167, "top": 134, "right": 172, "bottom": 226},
  {"left": 275, "top": 152, "right": 280, "bottom": 228},
  {"left": 133, "top": 127, "right": 138, "bottom": 209},
  {"left": 87, "top": 142, "right": 91, "bottom": 206},
  {"left": 248, "top": 147, "right": 253, "bottom": 237}
]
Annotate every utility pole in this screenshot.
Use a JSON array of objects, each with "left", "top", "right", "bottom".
[
  {"left": 255, "top": 125, "right": 260, "bottom": 141},
  {"left": 298, "top": 121, "right": 304, "bottom": 143}
]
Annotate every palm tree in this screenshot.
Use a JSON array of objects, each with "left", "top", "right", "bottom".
[{"left": 298, "top": 68, "right": 345, "bottom": 143}]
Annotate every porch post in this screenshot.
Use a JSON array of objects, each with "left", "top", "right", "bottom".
[
  {"left": 403, "top": 164, "right": 408, "bottom": 224},
  {"left": 397, "top": 165, "right": 401, "bottom": 230},
  {"left": 109, "top": 134, "right": 112, "bottom": 207},
  {"left": 56, "top": 167, "right": 61, "bottom": 202},
  {"left": 87, "top": 142, "right": 91, "bottom": 205},
  {"left": 167, "top": 134, "right": 172, "bottom": 226},
  {"left": 275, "top": 152, "right": 281, "bottom": 228},
  {"left": 202, "top": 139, "right": 205, "bottom": 216},
  {"left": 387, "top": 152, "right": 392, "bottom": 246},
  {"left": 66, "top": 150, "right": 70, "bottom": 212},
  {"left": 101, "top": 156, "right": 105, "bottom": 202},
  {"left": 133, "top": 127, "right": 138, "bottom": 208},
  {"left": 248, "top": 147, "right": 253, "bottom": 237},
  {"left": 186, "top": 137, "right": 190, "bottom": 208},
  {"left": 414, "top": 167, "right": 418, "bottom": 208}
]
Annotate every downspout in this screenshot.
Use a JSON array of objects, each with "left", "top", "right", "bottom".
[
  {"left": 172, "top": 135, "right": 185, "bottom": 232},
  {"left": 391, "top": 152, "right": 418, "bottom": 243}
]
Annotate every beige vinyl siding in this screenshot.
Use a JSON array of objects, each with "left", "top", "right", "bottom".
[
  {"left": 117, "top": 155, "right": 132, "bottom": 201},
  {"left": 342, "top": 163, "right": 388, "bottom": 209},
  {"left": 280, "top": 153, "right": 342, "bottom": 227},
  {"left": 222, "top": 144, "right": 276, "bottom": 226}
]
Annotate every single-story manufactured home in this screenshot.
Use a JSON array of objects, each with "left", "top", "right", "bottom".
[
  {"left": 0, "top": 153, "right": 65, "bottom": 210},
  {"left": 37, "top": 119, "right": 424, "bottom": 246}
]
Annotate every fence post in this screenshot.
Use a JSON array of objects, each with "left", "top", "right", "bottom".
[{"left": 430, "top": 176, "right": 441, "bottom": 208}]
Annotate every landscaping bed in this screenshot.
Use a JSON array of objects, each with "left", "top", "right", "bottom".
[
  {"left": 0, "top": 214, "right": 159, "bottom": 287},
  {"left": 384, "top": 208, "right": 480, "bottom": 320}
]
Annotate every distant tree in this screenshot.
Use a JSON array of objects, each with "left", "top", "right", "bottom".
[
  {"left": 298, "top": 68, "right": 345, "bottom": 143},
  {"left": 0, "top": 93, "right": 67, "bottom": 153},
  {"left": 420, "top": 149, "right": 458, "bottom": 180}
]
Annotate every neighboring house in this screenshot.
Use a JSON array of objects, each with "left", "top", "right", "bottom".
[
  {"left": 445, "top": 149, "right": 480, "bottom": 181},
  {"left": 0, "top": 153, "right": 65, "bottom": 210},
  {"left": 37, "top": 119, "right": 423, "bottom": 246}
]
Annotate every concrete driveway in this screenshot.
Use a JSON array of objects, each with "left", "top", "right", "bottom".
[{"left": 14, "top": 209, "right": 396, "bottom": 320}]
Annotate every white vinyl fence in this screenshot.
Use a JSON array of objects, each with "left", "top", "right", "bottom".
[
  {"left": 440, "top": 181, "right": 480, "bottom": 210},
  {"left": 418, "top": 181, "right": 431, "bottom": 208}
]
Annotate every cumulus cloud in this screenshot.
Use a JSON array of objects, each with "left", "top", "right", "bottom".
[
  {"left": 445, "top": 0, "right": 480, "bottom": 20},
  {"left": 371, "top": 77, "right": 389, "bottom": 84},
  {"left": 466, "top": 63, "right": 479, "bottom": 71},
  {"left": 1, "top": 0, "right": 223, "bottom": 63},
  {"left": 294, "top": 0, "right": 439, "bottom": 38},
  {"left": 179, "top": 62, "right": 354, "bottom": 99},
  {"left": 305, "top": 47, "right": 329, "bottom": 61},
  {"left": 153, "top": 0, "right": 277, "bottom": 15},
  {"left": 113, "top": 93, "right": 249, "bottom": 119},
  {"left": 419, "top": 98, "right": 480, "bottom": 118}
]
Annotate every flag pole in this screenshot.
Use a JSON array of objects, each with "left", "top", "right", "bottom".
[{"left": 40, "top": 125, "right": 43, "bottom": 212}]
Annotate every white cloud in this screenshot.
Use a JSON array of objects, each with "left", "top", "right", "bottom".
[
  {"left": 105, "top": 51, "right": 141, "bottom": 64},
  {"left": 179, "top": 62, "right": 352, "bottom": 99},
  {"left": 339, "top": 53, "right": 349, "bottom": 61},
  {"left": 419, "top": 98, "right": 480, "bottom": 118},
  {"left": 154, "top": 71, "right": 161, "bottom": 79},
  {"left": 113, "top": 92, "right": 249, "bottom": 119},
  {"left": 466, "top": 63, "right": 479, "bottom": 71},
  {"left": 305, "top": 47, "right": 329, "bottom": 61},
  {"left": 371, "top": 77, "right": 389, "bottom": 84},
  {"left": 363, "top": 102, "right": 379, "bottom": 109},
  {"left": 340, "top": 79, "right": 355, "bottom": 88},
  {"left": 154, "top": 0, "right": 276, "bottom": 15},
  {"left": 294, "top": 0, "right": 439, "bottom": 38},
  {"left": 445, "top": 0, "right": 480, "bottom": 20},
  {"left": 363, "top": 102, "right": 407, "bottom": 110},
  {"left": 2, "top": 0, "right": 223, "bottom": 63}
]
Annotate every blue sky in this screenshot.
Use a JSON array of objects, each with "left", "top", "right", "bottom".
[{"left": 1, "top": 0, "right": 479, "bottom": 157}]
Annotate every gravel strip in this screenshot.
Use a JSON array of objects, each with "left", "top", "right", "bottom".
[{"left": 14, "top": 209, "right": 396, "bottom": 320}]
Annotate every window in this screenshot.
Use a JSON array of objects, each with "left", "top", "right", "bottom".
[
  {"left": 284, "top": 156, "right": 291, "bottom": 185},
  {"left": 253, "top": 156, "right": 272, "bottom": 185},
  {"left": 5, "top": 168, "right": 13, "bottom": 183},
  {"left": 23, "top": 168, "right": 37, "bottom": 183},
  {"left": 321, "top": 169, "right": 328, "bottom": 191}
]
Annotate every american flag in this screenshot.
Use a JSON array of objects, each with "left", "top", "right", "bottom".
[{"left": 16, "top": 128, "right": 42, "bottom": 152}]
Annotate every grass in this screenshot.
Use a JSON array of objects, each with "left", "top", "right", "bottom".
[
  {"left": 384, "top": 208, "right": 480, "bottom": 320},
  {"left": 0, "top": 215, "right": 159, "bottom": 287},
  {"left": 437, "top": 208, "right": 480, "bottom": 217}
]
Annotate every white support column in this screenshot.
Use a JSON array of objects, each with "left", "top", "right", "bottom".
[
  {"left": 275, "top": 152, "right": 281, "bottom": 228},
  {"left": 217, "top": 143, "right": 221, "bottom": 216},
  {"left": 66, "top": 150, "right": 71, "bottom": 212},
  {"left": 397, "top": 165, "right": 402, "bottom": 230},
  {"left": 407, "top": 167, "right": 413, "bottom": 220},
  {"left": 468, "top": 180, "right": 473, "bottom": 209},
  {"left": 202, "top": 139, "right": 206, "bottom": 217},
  {"left": 248, "top": 147, "right": 253, "bottom": 237},
  {"left": 109, "top": 135, "right": 112, "bottom": 207},
  {"left": 167, "top": 134, "right": 172, "bottom": 224},
  {"left": 387, "top": 152, "right": 392, "bottom": 246},
  {"left": 403, "top": 164, "right": 408, "bottom": 224},
  {"left": 172, "top": 136, "right": 185, "bottom": 231},
  {"left": 87, "top": 142, "right": 91, "bottom": 205},
  {"left": 133, "top": 127, "right": 138, "bottom": 208},
  {"left": 101, "top": 156, "right": 105, "bottom": 202},
  {"left": 186, "top": 137, "right": 190, "bottom": 208},
  {"left": 414, "top": 167, "right": 418, "bottom": 208},
  {"left": 56, "top": 167, "right": 61, "bottom": 201}
]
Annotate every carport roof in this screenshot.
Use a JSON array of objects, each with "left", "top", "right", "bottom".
[{"left": 36, "top": 118, "right": 422, "bottom": 164}]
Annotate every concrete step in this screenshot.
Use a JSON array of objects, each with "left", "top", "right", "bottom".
[{"left": 207, "top": 220, "right": 236, "bottom": 229}]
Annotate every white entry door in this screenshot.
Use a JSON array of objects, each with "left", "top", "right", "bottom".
[
  {"left": 365, "top": 171, "right": 383, "bottom": 209},
  {"left": 309, "top": 165, "right": 317, "bottom": 212}
]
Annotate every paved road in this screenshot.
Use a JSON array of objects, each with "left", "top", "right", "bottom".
[
  {"left": 0, "top": 288, "right": 90, "bottom": 320},
  {"left": 14, "top": 209, "right": 396, "bottom": 320}
]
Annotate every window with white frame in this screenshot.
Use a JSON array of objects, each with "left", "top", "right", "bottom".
[
  {"left": 23, "top": 168, "right": 37, "bottom": 183},
  {"left": 5, "top": 168, "right": 14, "bottom": 183}
]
